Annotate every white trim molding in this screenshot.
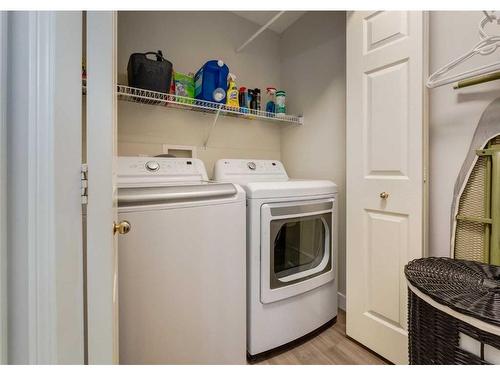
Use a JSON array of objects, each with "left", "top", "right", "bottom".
[
  {"left": 0, "top": 10, "right": 8, "bottom": 365},
  {"left": 338, "top": 292, "right": 346, "bottom": 312},
  {"left": 28, "top": 11, "right": 58, "bottom": 364},
  {"left": 7, "top": 11, "right": 84, "bottom": 364}
]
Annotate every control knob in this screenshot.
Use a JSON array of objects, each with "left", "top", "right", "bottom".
[{"left": 145, "top": 161, "right": 160, "bottom": 172}]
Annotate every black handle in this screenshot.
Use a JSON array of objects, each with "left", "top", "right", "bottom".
[{"left": 144, "top": 50, "right": 164, "bottom": 62}]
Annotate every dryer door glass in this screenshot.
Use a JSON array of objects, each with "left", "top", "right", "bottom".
[
  {"left": 274, "top": 216, "right": 324, "bottom": 276},
  {"left": 270, "top": 211, "right": 332, "bottom": 289}
]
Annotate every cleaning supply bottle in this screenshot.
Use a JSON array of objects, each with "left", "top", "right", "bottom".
[
  {"left": 265, "top": 87, "right": 276, "bottom": 115},
  {"left": 239, "top": 87, "right": 249, "bottom": 113},
  {"left": 276, "top": 90, "right": 286, "bottom": 117},
  {"left": 226, "top": 73, "right": 239, "bottom": 108},
  {"left": 254, "top": 88, "right": 261, "bottom": 111},
  {"left": 248, "top": 89, "right": 256, "bottom": 111},
  {"left": 194, "top": 60, "right": 229, "bottom": 103}
]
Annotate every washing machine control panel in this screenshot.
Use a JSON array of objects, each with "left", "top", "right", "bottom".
[
  {"left": 214, "top": 159, "right": 289, "bottom": 182},
  {"left": 117, "top": 157, "right": 209, "bottom": 185}
]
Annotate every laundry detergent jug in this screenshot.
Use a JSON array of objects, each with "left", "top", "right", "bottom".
[{"left": 194, "top": 60, "right": 229, "bottom": 103}]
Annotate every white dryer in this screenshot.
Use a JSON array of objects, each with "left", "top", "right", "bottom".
[
  {"left": 117, "top": 157, "right": 246, "bottom": 364},
  {"left": 214, "top": 159, "right": 338, "bottom": 359}
]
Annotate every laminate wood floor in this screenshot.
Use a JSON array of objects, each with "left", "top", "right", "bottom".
[{"left": 256, "top": 310, "right": 389, "bottom": 365}]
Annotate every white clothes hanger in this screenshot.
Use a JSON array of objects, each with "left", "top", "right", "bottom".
[{"left": 427, "top": 11, "right": 500, "bottom": 89}]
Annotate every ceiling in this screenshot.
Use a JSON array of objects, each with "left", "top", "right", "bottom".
[{"left": 232, "top": 11, "right": 306, "bottom": 34}]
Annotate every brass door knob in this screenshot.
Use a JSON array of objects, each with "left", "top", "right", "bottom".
[
  {"left": 114, "top": 220, "right": 131, "bottom": 235},
  {"left": 379, "top": 192, "right": 389, "bottom": 199}
]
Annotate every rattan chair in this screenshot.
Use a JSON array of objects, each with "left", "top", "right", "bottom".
[{"left": 405, "top": 257, "right": 500, "bottom": 364}]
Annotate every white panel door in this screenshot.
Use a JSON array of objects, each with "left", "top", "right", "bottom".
[
  {"left": 346, "top": 11, "right": 427, "bottom": 364},
  {"left": 86, "top": 11, "right": 119, "bottom": 364}
]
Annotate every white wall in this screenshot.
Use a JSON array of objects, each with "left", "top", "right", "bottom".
[
  {"left": 117, "top": 11, "right": 283, "bottom": 176},
  {"left": 280, "top": 12, "right": 347, "bottom": 298},
  {"left": 429, "top": 11, "right": 500, "bottom": 257}
]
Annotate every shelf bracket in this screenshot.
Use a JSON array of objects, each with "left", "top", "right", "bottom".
[
  {"left": 203, "top": 104, "right": 223, "bottom": 149},
  {"left": 236, "top": 11, "right": 285, "bottom": 53}
]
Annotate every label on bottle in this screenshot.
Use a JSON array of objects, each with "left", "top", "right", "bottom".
[{"left": 229, "top": 91, "right": 238, "bottom": 101}]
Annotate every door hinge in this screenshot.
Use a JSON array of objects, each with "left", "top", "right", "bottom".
[{"left": 81, "top": 163, "right": 88, "bottom": 205}]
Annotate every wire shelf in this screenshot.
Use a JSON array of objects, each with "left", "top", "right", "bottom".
[{"left": 116, "top": 85, "right": 303, "bottom": 125}]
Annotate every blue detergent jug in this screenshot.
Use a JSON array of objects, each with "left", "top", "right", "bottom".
[{"left": 194, "top": 60, "right": 229, "bottom": 103}]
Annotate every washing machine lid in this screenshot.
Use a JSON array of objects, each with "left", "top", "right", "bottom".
[
  {"left": 117, "top": 157, "right": 245, "bottom": 207},
  {"left": 244, "top": 179, "right": 337, "bottom": 199},
  {"left": 117, "top": 156, "right": 209, "bottom": 187}
]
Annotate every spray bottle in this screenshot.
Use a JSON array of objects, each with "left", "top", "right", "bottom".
[{"left": 226, "top": 73, "right": 239, "bottom": 108}]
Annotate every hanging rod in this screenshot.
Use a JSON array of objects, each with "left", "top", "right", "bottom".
[
  {"left": 236, "top": 11, "right": 285, "bottom": 53},
  {"left": 453, "top": 71, "right": 500, "bottom": 89}
]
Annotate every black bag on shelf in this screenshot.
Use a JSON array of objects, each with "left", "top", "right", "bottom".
[{"left": 127, "top": 50, "right": 173, "bottom": 94}]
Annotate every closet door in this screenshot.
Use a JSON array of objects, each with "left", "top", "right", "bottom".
[
  {"left": 86, "top": 11, "right": 120, "bottom": 364},
  {"left": 346, "top": 11, "right": 428, "bottom": 364}
]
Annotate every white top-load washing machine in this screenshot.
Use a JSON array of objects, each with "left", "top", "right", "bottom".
[
  {"left": 213, "top": 159, "right": 338, "bottom": 359},
  {"left": 117, "top": 157, "right": 246, "bottom": 364}
]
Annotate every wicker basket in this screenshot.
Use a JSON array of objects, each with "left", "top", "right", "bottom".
[{"left": 405, "top": 257, "right": 500, "bottom": 364}]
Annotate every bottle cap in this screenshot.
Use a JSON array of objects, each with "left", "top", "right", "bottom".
[
  {"left": 239, "top": 87, "right": 247, "bottom": 92},
  {"left": 213, "top": 88, "right": 226, "bottom": 102},
  {"left": 217, "top": 60, "right": 224, "bottom": 67}
]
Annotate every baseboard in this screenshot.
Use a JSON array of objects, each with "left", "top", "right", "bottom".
[{"left": 338, "top": 292, "right": 346, "bottom": 311}]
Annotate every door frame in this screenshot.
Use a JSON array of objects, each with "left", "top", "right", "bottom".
[
  {"left": 0, "top": 10, "right": 8, "bottom": 365},
  {"left": 6, "top": 11, "right": 84, "bottom": 364}
]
